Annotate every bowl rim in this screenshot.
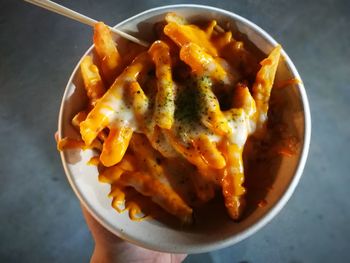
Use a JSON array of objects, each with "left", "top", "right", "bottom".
[{"left": 58, "top": 4, "right": 311, "bottom": 253}]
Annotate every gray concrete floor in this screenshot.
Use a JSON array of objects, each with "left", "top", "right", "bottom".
[{"left": 1, "top": 0, "right": 349, "bottom": 262}]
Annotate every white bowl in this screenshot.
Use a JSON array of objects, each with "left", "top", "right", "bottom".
[{"left": 58, "top": 4, "right": 311, "bottom": 253}]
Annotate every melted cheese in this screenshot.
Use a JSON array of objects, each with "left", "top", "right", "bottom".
[
  {"left": 100, "top": 90, "right": 137, "bottom": 129},
  {"left": 80, "top": 53, "right": 151, "bottom": 145}
]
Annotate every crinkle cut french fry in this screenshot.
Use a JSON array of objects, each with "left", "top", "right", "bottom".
[
  {"left": 205, "top": 20, "right": 217, "bottom": 38},
  {"left": 164, "top": 22, "right": 218, "bottom": 57},
  {"left": 189, "top": 170, "right": 216, "bottom": 203},
  {"left": 196, "top": 75, "right": 230, "bottom": 136},
  {"left": 110, "top": 185, "right": 126, "bottom": 213},
  {"left": 222, "top": 143, "right": 246, "bottom": 220},
  {"left": 145, "top": 126, "right": 179, "bottom": 158},
  {"left": 99, "top": 165, "right": 124, "bottom": 183},
  {"left": 117, "top": 154, "right": 138, "bottom": 171},
  {"left": 57, "top": 137, "right": 102, "bottom": 151},
  {"left": 163, "top": 130, "right": 210, "bottom": 170},
  {"left": 193, "top": 134, "right": 226, "bottom": 169},
  {"left": 100, "top": 126, "right": 133, "bottom": 167},
  {"left": 72, "top": 111, "right": 107, "bottom": 148},
  {"left": 126, "top": 133, "right": 192, "bottom": 223},
  {"left": 179, "top": 43, "right": 231, "bottom": 135},
  {"left": 80, "top": 103, "right": 108, "bottom": 146},
  {"left": 221, "top": 107, "right": 252, "bottom": 220},
  {"left": 252, "top": 45, "right": 281, "bottom": 130},
  {"left": 128, "top": 82, "right": 178, "bottom": 158},
  {"left": 99, "top": 153, "right": 137, "bottom": 183},
  {"left": 129, "top": 133, "right": 165, "bottom": 177},
  {"left": 118, "top": 171, "right": 193, "bottom": 224},
  {"left": 148, "top": 41, "right": 176, "bottom": 129},
  {"left": 72, "top": 111, "right": 87, "bottom": 129},
  {"left": 153, "top": 23, "right": 181, "bottom": 68},
  {"left": 129, "top": 133, "right": 177, "bottom": 176},
  {"left": 80, "top": 56, "right": 106, "bottom": 105},
  {"left": 212, "top": 31, "right": 233, "bottom": 52},
  {"left": 128, "top": 81, "right": 149, "bottom": 123},
  {"left": 57, "top": 137, "right": 85, "bottom": 151},
  {"left": 130, "top": 79, "right": 179, "bottom": 158},
  {"left": 180, "top": 42, "right": 231, "bottom": 85},
  {"left": 221, "top": 39, "right": 260, "bottom": 79},
  {"left": 80, "top": 52, "right": 151, "bottom": 145},
  {"left": 94, "top": 22, "right": 122, "bottom": 84},
  {"left": 232, "top": 83, "right": 256, "bottom": 118}
]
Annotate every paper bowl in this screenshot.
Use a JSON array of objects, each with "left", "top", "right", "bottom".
[{"left": 58, "top": 4, "right": 311, "bottom": 253}]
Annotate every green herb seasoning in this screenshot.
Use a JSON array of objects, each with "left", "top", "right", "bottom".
[{"left": 175, "top": 83, "right": 201, "bottom": 125}]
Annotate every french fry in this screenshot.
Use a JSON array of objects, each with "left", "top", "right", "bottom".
[
  {"left": 100, "top": 126, "right": 133, "bottom": 167},
  {"left": 164, "top": 22, "right": 218, "bottom": 57},
  {"left": 117, "top": 153, "right": 138, "bottom": 171},
  {"left": 221, "top": 103, "right": 256, "bottom": 220},
  {"left": 153, "top": 22, "right": 181, "bottom": 67},
  {"left": 57, "top": 137, "right": 85, "bottom": 151},
  {"left": 99, "top": 153, "right": 137, "bottom": 183},
  {"left": 145, "top": 126, "right": 179, "bottom": 158},
  {"left": 128, "top": 80, "right": 179, "bottom": 159},
  {"left": 57, "top": 137, "right": 102, "bottom": 151},
  {"left": 148, "top": 41, "right": 176, "bottom": 129},
  {"left": 205, "top": 20, "right": 217, "bottom": 37},
  {"left": 80, "top": 55, "right": 106, "bottom": 105},
  {"left": 163, "top": 130, "right": 210, "bottom": 170},
  {"left": 212, "top": 31, "right": 233, "bottom": 52},
  {"left": 118, "top": 171, "right": 193, "bottom": 224},
  {"left": 99, "top": 165, "right": 125, "bottom": 183},
  {"left": 128, "top": 81, "right": 149, "bottom": 123},
  {"left": 252, "top": 45, "right": 281, "bottom": 131},
  {"left": 221, "top": 143, "right": 246, "bottom": 220},
  {"left": 72, "top": 111, "right": 87, "bottom": 129},
  {"left": 221, "top": 39, "right": 260, "bottom": 79},
  {"left": 129, "top": 133, "right": 165, "bottom": 176},
  {"left": 94, "top": 22, "right": 122, "bottom": 84},
  {"left": 110, "top": 186, "right": 126, "bottom": 213},
  {"left": 189, "top": 170, "right": 216, "bottom": 203},
  {"left": 129, "top": 81, "right": 179, "bottom": 158},
  {"left": 180, "top": 42, "right": 231, "bottom": 85},
  {"left": 232, "top": 83, "right": 256, "bottom": 118},
  {"left": 124, "top": 134, "right": 193, "bottom": 223},
  {"left": 72, "top": 111, "right": 107, "bottom": 151},
  {"left": 80, "top": 52, "right": 152, "bottom": 145},
  {"left": 196, "top": 76, "right": 230, "bottom": 136},
  {"left": 99, "top": 154, "right": 138, "bottom": 213},
  {"left": 193, "top": 134, "right": 226, "bottom": 169}
]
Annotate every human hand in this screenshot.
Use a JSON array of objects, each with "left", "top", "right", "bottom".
[{"left": 82, "top": 206, "right": 187, "bottom": 263}]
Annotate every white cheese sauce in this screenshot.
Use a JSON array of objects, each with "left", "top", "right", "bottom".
[
  {"left": 101, "top": 88, "right": 138, "bottom": 130},
  {"left": 224, "top": 108, "right": 256, "bottom": 148}
]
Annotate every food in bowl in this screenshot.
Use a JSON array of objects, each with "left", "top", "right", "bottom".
[{"left": 58, "top": 12, "right": 299, "bottom": 225}]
